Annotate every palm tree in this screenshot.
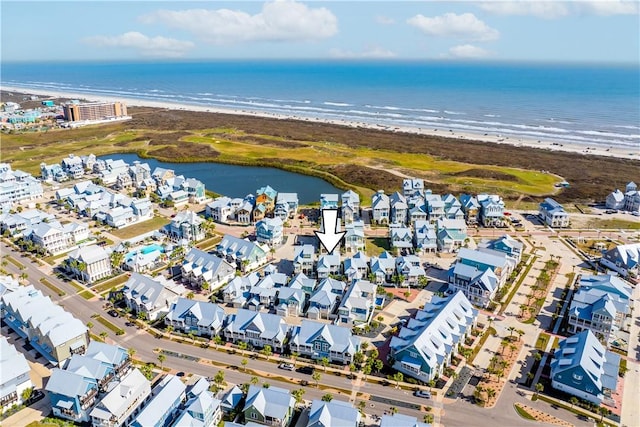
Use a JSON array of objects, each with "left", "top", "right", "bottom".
[
  {"left": 128, "top": 348, "right": 136, "bottom": 358},
  {"left": 320, "top": 357, "right": 330, "bottom": 372},
  {"left": 261, "top": 345, "right": 273, "bottom": 359},
  {"left": 507, "top": 326, "right": 516, "bottom": 339},
  {"left": 534, "top": 382, "right": 544, "bottom": 396},
  {"left": 321, "top": 393, "right": 333, "bottom": 402},
  {"left": 157, "top": 353, "right": 166, "bottom": 368},
  {"left": 241, "top": 358, "right": 248, "bottom": 372},
  {"left": 250, "top": 376, "right": 259, "bottom": 385},
  {"left": 392, "top": 372, "right": 403, "bottom": 389},
  {"left": 569, "top": 396, "right": 578, "bottom": 409},
  {"left": 166, "top": 325, "right": 174, "bottom": 335},
  {"left": 312, "top": 372, "right": 321, "bottom": 388},
  {"left": 292, "top": 389, "right": 305, "bottom": 405},
  {"left": 509, "top": 343, "right": 517, "bottom": 355},
  {"left": 516, "top": 329, "right": 525, "bottom": 341},
  {"left": 99, "top": 331, "right": 108, "bottom": 340},
  {"left": 290, "top": 351, "right": 299, "bottom": 367},
  {"left": 486, "top": 387, "right": 496, "bottom": 401}
]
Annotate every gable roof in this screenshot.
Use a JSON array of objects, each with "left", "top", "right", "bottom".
[
  {"left": 308, "top": 399, "right": 360, "bottom": 427},
  {"left": 244, "top": 385, "right": 294, "bottom": 420},
  {"left": 291, "top": 320, "right": 360, "bottom": 355}
]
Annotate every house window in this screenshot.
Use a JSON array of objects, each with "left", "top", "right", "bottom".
[
  {"left": 251, "top": 412, "right": 257, "bottom": 419},
  {"left": 572, "top": 373, "right": 583, "bottom": 382}
]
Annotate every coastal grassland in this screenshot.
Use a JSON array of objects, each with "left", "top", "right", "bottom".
[{"left": 2, "top": 105, "right": 638, "bottom": 202}]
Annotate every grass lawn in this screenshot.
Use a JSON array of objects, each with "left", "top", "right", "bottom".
[
  {"left": 6, "top": 256, "right": 25, "bottom": 269},
  {"left": 584, "top": 218, "right": 640, "bottom": 230},
  {"left": 365, "top": 237, "right": 390, "bottom": 256},
  {"left": 514, "top": 404, "right": 536, "bottom": 420},
  {"left": 535, "top": 332, "right": 551, "bottom": 351},
  {"left": 109, "top": 216, "right": 170, "bottom": 239},
  {"left": 95, "top": 315, "right": 125, "bottom": 335},
  {"left": 92, "top": 273, "right": 130, "bottom": 293},
  {"left": 39, "top": 278, "right": 65, "bottom": 297},
  {"left": 79, "top": 290, "right": 95, "bottom": 300}
]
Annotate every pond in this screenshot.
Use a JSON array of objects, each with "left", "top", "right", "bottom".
[{"left": 99, "top": 153, "right": 343, "bottom": 204}]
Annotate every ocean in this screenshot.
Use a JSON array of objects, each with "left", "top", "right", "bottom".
[{"left": 2, "top": 60, "right": 639, "bottom": 150}]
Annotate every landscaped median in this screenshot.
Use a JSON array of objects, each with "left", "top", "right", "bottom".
[
  {"left": 92, "top": 314, "right": 125, "bottom": 336},
  {"left": 39, "top": 278, "right": 66, "bottom": 297},
  {"left": 514, "top": 403, "right": 572, "bottom": 426}
]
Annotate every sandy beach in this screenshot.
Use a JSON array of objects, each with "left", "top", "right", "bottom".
[{"left": 2, "top": 85, "right": 637, "bottom": 161}]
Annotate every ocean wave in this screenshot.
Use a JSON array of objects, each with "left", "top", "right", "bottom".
[
  {"left": 443, "top": 110, "right": 465, "bottom": 115},
  {"left": 323, "top": 101, "right": 353, "bottom": 107}
]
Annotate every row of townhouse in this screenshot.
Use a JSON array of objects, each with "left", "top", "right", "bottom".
[
  {"left": 206, "top": 188, "right": 300, "bottom": 225},
  {"left": 0, "top": 209, "right": 55, "bottom": 237},
  {"left": 600, "top": 242, "right": 640, "bottom": 278},
  {"left": 120, "top": 273, "right": 187, "bottom": 322},
  {"left": 66, "top": 244, "right": 113, "bottom": 283},
  {"left": 538, "top": 198, "right": 570, "bottom": 228},
  {"left": 389, "top": 218, "right": 468, "bottom": 253},
  {"left": 24, "top": 219, "right": 89, "bottom": 255},
  {"left": 372, "top": 178, "right": 506, "bottom": 228},
  {"left": 606, "top": 181, "right": 640, "bottom": 214},
  {"left": 46, "top": 340, "right": 223, "bottom": 427},
  {"left": 566, "top": 274, "right": 633, "bottom": 345},
  {"left": 389, "top": 291, "right": 478, "bottom": 383},
  {"left": 41, "top": 154, "right": 98, "bottom": 182},
  {"left": 447, "top": 237, "right": 522, "bottom": 308},
  {"left": 56, "top": 180, "right": 152, "bottom": 229},
  {"left": 0, "top": 336, "right": 33, "bottom": 412},
  {"left": 0, "top": 163, "right": 44, "bottom": 210},
  {"left": 1, "top": 284, "right": 89, "bottom": 365}
]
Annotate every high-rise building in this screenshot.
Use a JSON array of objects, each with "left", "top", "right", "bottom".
[{"left": 63, "top": 101, "right": 127, "bottom": 122}]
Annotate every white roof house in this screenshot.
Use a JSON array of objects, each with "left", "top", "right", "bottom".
[
  {"left": 0, "top": 336, "right": 33, "bottom": 410},
  {"left": 290, "top": 320, "right": 360, "bottom": 364},
  {"left": 181, "top": 248, "right": 236, "bottom": 290},
  {"left": 122, "top": 273, "right": 185, "bottom": 321},
  {"left": 90, "top": 368, "right": 151, "bottom": 427},
  {"left": 307, "top": 399, "right": 361, "bottom": 427},
  {"left": 165, "top": 298, "right": 227, "bottom": 337},
  {"left": 132, "top": 375, "right": 186, "bottom": 427}
]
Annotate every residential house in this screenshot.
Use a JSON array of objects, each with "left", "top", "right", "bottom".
[
  {"left": 89, "top": 368, "right": 151, "bottom": 427},
  {"left": 47, "top": 368, "right": 99, "bottom": 423},
  {"left": 243, "top": 385, "right": 295, "bottom": 427},
  {"left": 551, "top": 330, "right": 620, "bottom": 405},
  {"left": 316, "top": 253, "right": 341, "bottom": 279},
  {"left": 442, "top": 194, "right": 463, "bottom": 220},
  {"left": 436, "top": 218, "right": 467, "bottom": 253},
  {"left": 409, "top": 204, "right": 429, "bottom": 225},
  {"left": 605, "top": 189, "right": 625, "bottom": 210},
  {"left": 256, "top": 185, "right": 278, "bottom": 213},
  {"left": 396, "top": 255, "right": 426, "bottom": 286},
  {"left": 172, "top": 378, "right": 222, "bottom": 427},
  {"left": 459, "top": 194, "right": 480, "bottom": 225},
  {"left": 165, "top": 211, "right": 205, "bottom": 242},
  {"left": 389, "top": 291, "right": 477, "bottom": 382},
  {"left": 293, "top": 245, "right": 315, "bottom": 276},
  {"left": 40, "top": 162, "right": 68, "bottom": 182},
  {"left": 236, "top": 198, "right": 255, "bottom": 224},
  {"left": 567, "top": 274, "right": 632, "bottom": 344},
  {"left": 343, "top": 251, "right": 369, "bottom": 282},
  {"left": 216, "top": 235, "right": 268, "bottom": 272},
  {"left": 27, "top": 221, "right": 72, "bottom": 255},
  {"left": 256, "top": 217, "right": 284, "bottom": 247},
  {"left": 307, "top": 278, "right": 345, "bottom": 321},
  {"left": 370, "top": 251, "right": 396, "bottom": 284},
  {"left": 206, "top": 197, "right": 234, "bottom": 223},
  {"left": 390, "top": 224, "right": 413, "bottom": 252},
  {"left": 66, "top": 245, "right": 112, "bottom": 283},
  {"left": 131, "top": 375, "right": 186, "bottom": 427},
  {"left": 1, "top": 285, "right": 89, "bottom": 365},
  {"left": 165, "top": 298, "right": 227, "bottom": 337},
  {"left": 478, "top": 234, "right": 523, "bottom": 264},
  {"left": 425, "top": 194, "right": 444, "bottom": 224},
  {"left": 390, "top": 192, "right": 408, "bottom": 225},
  {"left": 343, "top": 221, "right": 365, "bottom": 253},
  {"left": 0, "top": 209, "right": 55, "bottom": 237},
  {"left": 224, "top": 309, "right": 289, "bottom": 352},
  {"left": 337, "top": 280, "right": 376, "bottom": 326},
  {"left": 290, "top": 320, "right": 360, "bottom": 365},
  {"left": 0, "top": 165, "right": 43, "bottom": 210},
  {"left": 220, "top": 385, "right": 244, "bottom": 416},
  {"left": 246, "top": 273, "right": 288, "bottom": 311},
  {"left": 413, "top": 220, "right": 437, "bottom": 253},
  {"left": 607, "top": 182, "right": 640, "bottom": 214},
  {"left": 453, "top": 247, "right": 514, "bottom": 287},
  {"left": 448, "top": 263, "right": 500, "bottom": 308},
  {"left": 181, "top": 248, "right": 236, "bottom": 291},
  {"left": 152, "top": 167, "right": 175, "bottom": 186},
  {"left": 477, "top": 194, "right": 505, "bottom": 227},
  {"left": 275, "top": 287, "right": 306, "bottom": 317},
  {"left": 380, "top": 413, "right": 431, "bottom": 427},
  {"left": 320, "top": 193, "right": 339, "bottom": 211},
  {"left": 274, "top": 193, "right": 298, "bottom": 220},
  {"left": 371, "top": 191, "right": 390, "bottom": 224},
  {"left": 307, "top": 400, "right": 361, "bottom": 427},
  {"left": 403, "top": 178, "right": 424, "bottom": 198},
  {"left": 341, "top": 190, "right": 360, "bottom": 223},
  {"left": 128, "top": 161, "right": 152, "bottom": 188},
  {"left": 288, "top": 272, "right": 317, "bottom": 296},
  {"left": 600, "top": 243, "right": 640, "bottom": 277},
  {"left": 0, "top": 336, "right": 33, "bottom": 412},
  {"left": 539, "top": 198, "right": 570, "bottom": 228},
  {"left": 184, "top": 178, "right": 207, "bottom": 204},
  {"left": 122, "top": 273, "right": 185, "bottom": 321},
  {"left": 222, "top": 272, "right": 261, "bottom": 307},
  {"left": 104, "top": 206, "right": 136, "bottom": 229}
]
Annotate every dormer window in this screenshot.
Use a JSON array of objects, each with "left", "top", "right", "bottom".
[{"left": 572, "top": 373, "right": 583, "bottom": 381}]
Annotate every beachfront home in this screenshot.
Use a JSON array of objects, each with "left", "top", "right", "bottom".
[
  {"left": 403, "top": 178, "right": 424, "bottom": 198},
  {"left": 66, "top": 245, "right": 112, "bottom": 284},
  {"left": 370, "top": 251, "right": 396, "bottom": 284},
  {"left": 539, "top": 198, "right": 570, "bottom": 228},
  {"left": 550, "top": 330, "right": 620, "bottom": 405},
  {"left": 316, "top": 253, "right": 341, "bottom": 279},
  {"left": 0, "top": 337, "right": 33, "bottom": 412},
  {"left": 414, "top": 220, "right": 437, "bottom": 253},
  {"left": 243, "top": 385, "right": 295, "bottom": 427},
  {"left": 223, "top": 309, "right": 289, "bottom": 352},
  {"left": 396, "top": 255, "right": 426, "bottom": 286},
  {"left": 290, "top": 320, "right": 360, "bottom": 364},
  {"left": 307, "top": 400, "right": 361, "bottom": 427},
  {"left": 293, "top": 244, "right": 315, "bottom": 275},
  {"left": 478, "top": 234, "right": 523, "bottom": 264},
  {"left": 255, "top": 217, "right": 284, "bottom": 247},
  {"left": 89, "top": 368, "right": 151, "bottom": 427},
  {"left": 165, "top": 210, "right": 205, "bottom": 242},
  {"left": 337, "top": 280, "right": 376, "bottom": 326},
  {"left": 216, "top": 234, "right": 268, "bottom": 272},
  {"left": 121, "top": 273, "right": 185, "bottom": 321},
  {"left": 256, "top": 185, "right": 278, "bottom": 213},
  {"left": 341, "top": 190, "right": 360, "bottom": 223},
  {"left": 40, "top": 162, "right": 68, "bottom": 183},
  {"left": 165, "top": 298, "right": 227, "bottom": 337},
  {"left": 1, "top": 284, "right": 89, "bottom": 365},
  {"left": 390, "top": 192, "right": 409, "bottom": 225},
  {"left": 436, "top": 218, "right": 467, "bottom": 252},
  {"left": 606, "top": 182, "right": 640, "bottom": 214},
  {"left": 371, "top": 191, "right": 390, "bottom": 224},
  {"left": 389, "top": 291, "right": 477, "bottom": 382},
  {"left": 181, "top": 248, "right": 236, "bottom": 291},
  {"left": 275, "top": 192, "right": 299, "bottom": 220},
  {"left": 600, "top": 243, "right": 640, "bottom": 277},
  {"left": 477, "top": 194, "right": 505, "bottom": 227},
  {"left": 459, "top": 194, "right": 480, "bottom": 225},
  {"left": 567, "top": 274, "right": 632, "bottom": 344},
  {"left": 206, "top": 197, "right": 234, "bottom": 223}
]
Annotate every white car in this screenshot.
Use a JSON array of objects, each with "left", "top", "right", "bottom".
[
  {"left": 414, "top": 390, "right": 431, "bottom": 399},
  {"left": 278, "top": 363, "right": 295, "bottom": 371}
]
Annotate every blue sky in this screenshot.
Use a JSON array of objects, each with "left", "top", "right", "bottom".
[{"left": 2, "top": 1, "right": 639, "bottom": 63}]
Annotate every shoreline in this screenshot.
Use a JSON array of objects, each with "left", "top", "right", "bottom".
[{"left": 2, "top": 85, "right": 638, "bottom": 161}]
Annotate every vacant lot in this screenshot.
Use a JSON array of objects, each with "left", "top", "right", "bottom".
[{"left": 109, "top": 216, "right": 170, "bottom": 239}]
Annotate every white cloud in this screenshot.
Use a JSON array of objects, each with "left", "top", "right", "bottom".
[
  {"left": 142, "top": 0, "right": 338, "bottom": 44},
  {"left": 329, "top": 46, "right": 397, "bottom": 59},
  {"left": 479, "top": 0, "right": 639, "bottom": 18},
  {"left": 479, "top": 2, "right": 570, "bottom": 19},
  {"left": 407, "top": 13, "right": 499, "bottom": 41},
  {"left": 84, "top": 32, "right": 194, "bottom": 57},
  {"left": 448, "top": 44, "right": 492, "bottom": 59},
  {"left": 375, "top": 15, "right": 396, "bottom": 25}
]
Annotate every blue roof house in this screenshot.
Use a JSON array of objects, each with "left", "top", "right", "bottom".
[
  {"left": 290, "top": 320, "right": 360, "bottom": 365},
  {"left": 551, "top": 330, "right": 620, "bottom": 405}
]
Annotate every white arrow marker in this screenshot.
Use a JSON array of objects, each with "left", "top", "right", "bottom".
[{"left": 314, "top": 209, "right": 346, "bottom": 254}]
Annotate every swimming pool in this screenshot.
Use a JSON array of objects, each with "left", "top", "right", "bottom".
[{"left": 125, "top": 244, "right": 165, "bottom": 263}]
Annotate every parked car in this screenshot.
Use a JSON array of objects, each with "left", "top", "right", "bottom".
[
  {"left": 107, "top": 309, "right": 119, "bottom": 318},
  {"left": 296, "top": 366, "right": 314, "bottom": 375},
  {"left": 278, "top": 363, "right": 295, "bottom": 371},
  {"left": 414, "top": 390, "right": 431, "bottom": 399}
]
